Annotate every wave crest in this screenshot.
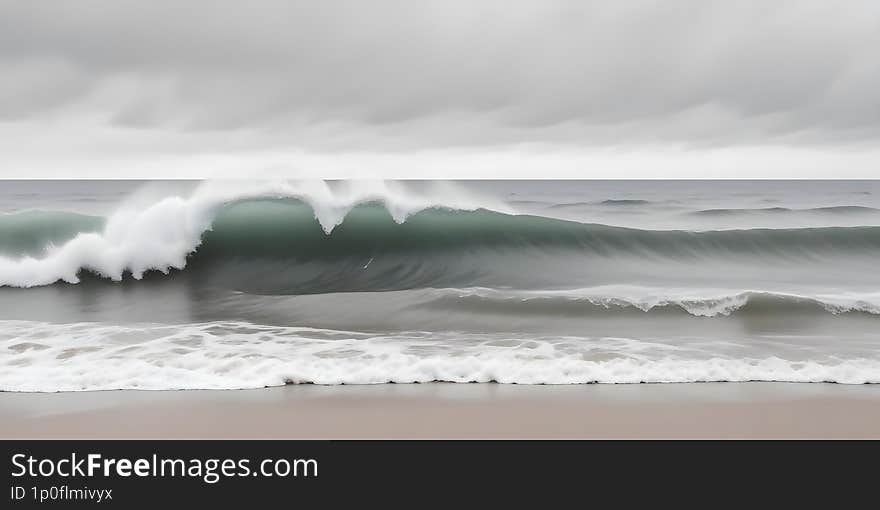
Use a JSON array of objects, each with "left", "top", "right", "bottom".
[{"left": 418, "top": 287, "right": 880, "bottom": 317}]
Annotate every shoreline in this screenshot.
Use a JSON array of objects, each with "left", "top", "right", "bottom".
[{"left": 2, "top": 382, "right": 879, "bottom": 439}]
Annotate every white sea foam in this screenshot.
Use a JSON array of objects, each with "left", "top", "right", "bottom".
[
  {"left": 2, "top": 320, "right": 878, "bottom": 391},
  {"left": 0, "top": 180, "right": 510, "bottom": 288}
]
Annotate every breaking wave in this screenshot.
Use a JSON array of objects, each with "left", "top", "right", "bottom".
[
  {"left": 416, "top": 287, "right": 880, "bottom": 317},
  {"left": 2, "top": 180, "right": 880, "bottom": 290}
]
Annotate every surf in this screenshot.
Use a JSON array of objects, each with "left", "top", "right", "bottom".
[{"left": 3, "top": 319, "right": 879, "bottom": 391}]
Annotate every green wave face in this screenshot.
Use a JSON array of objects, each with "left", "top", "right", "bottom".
[
  {"left": 0, "top": 211, "right": 105, "bottom": 257},
  {"left": 197, "top": 199, "right": 880, "bottom": 261}
]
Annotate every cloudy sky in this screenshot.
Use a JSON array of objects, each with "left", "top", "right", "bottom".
[{"left": 1, "top": 0, "right": 879, "bottom": 178}]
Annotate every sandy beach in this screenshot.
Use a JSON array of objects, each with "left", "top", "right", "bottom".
[{"left": 2, "top": 382, "right": 879, "bottom": 439}]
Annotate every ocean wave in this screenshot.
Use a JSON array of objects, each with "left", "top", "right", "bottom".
[
  {"left": 1, "top": 320, "right": 877, "bottom": 391},
  {"left": 543, "top": 199, "right": 654, "bottom": 209},
  {"left": 416, "top": 287, "right": 880, "bottom": 317},
  {"left": 0, "top": 180, "right": 509, "bottom": 288},
  {"left": 690, "top": 205, "right": 880, "bottom": 216},
  {"left": 2, "top": 181, "right": 880, "bottom": 289},
  {"left": 597, "top": 199, "right": 653, "bottom": 206}
]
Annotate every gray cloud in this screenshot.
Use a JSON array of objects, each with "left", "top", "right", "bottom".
[{"left": 1, "top": 0, "right": 879, "bottom": 149}]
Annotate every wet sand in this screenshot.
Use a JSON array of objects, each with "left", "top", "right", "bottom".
[{"left": 1, "top": 382, "right": 879, "bottom": 439}]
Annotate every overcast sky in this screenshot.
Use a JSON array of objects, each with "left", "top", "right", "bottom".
[{"left": 1, "top": 0, "right": 879, "bottom": 178}]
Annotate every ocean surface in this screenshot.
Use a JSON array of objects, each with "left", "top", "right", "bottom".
[{"left": 1, "top": 180, "right": 879, "bottom": 391}]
